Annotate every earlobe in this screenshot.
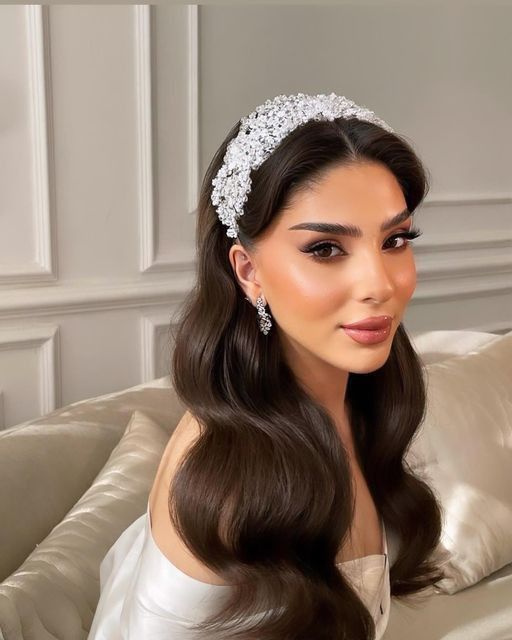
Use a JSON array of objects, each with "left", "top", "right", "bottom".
[{"left": 228, "top": 244, "right": 266, "bottom": 311}]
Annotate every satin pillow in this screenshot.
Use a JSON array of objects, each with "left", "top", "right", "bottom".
[
  {"left": 405, "top": 330, "right": 512, "bottom": 594},
  {"left": 0, "top": 409, "right": 169, "bottom": 640}
]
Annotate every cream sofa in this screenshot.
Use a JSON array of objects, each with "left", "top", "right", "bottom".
[{"left": 0, "top": 329, "right": 510, "bottom": 640}]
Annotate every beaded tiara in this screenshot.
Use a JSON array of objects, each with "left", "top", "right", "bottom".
[{"left": 210, "top": 92, "right": 394, "bottom": 239}]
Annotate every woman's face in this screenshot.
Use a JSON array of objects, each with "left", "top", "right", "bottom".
[{"left": 229, "top": 161, "right": 418, "bottom": 391}]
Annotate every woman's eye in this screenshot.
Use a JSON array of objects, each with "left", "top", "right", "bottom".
[
  {"left": 384, "top": 235, "right": 407, "bottom": 250},
  {"left": 307, "top": 242, "right": 345, "bottom": 260},
  {"left": 303, "top": 227, "right": 423, "bottom": 262}
]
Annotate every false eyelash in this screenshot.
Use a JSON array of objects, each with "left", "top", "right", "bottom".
[{"left": 304, "top": 226, "right": 423, "bottom": 261}]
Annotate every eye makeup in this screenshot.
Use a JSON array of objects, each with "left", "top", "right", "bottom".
[{"left": 300, "top": 226, "right": 423, "bottom": 262}]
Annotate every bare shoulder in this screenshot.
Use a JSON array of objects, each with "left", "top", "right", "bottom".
[
  {"left": 148, "top": 410, "right": 229, "bottom": 586},
  {"left": 154, "top": 409, "right": 202, "bottom": 476}
]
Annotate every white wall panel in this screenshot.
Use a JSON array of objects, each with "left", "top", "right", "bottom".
[
  {"left": 140, "top": 312, "right": 175, "bottom": 382},
  {"left": 48, "top": 5, "right": 141, "bottom": 281},
  {"left": 0, "top": 5, "right": 197, "bottom": 425},
  {"left": 0, "top": 325, "right": 60, "bottom": 429},
  {"left": 0, "top": 6, "right": 54, "bottom": 285},
  {"left": 412, "top": 196, "right": 512, "bottom": 298},
  {"left": 138, "top": 5, "right": 199, "bottom": 273}
]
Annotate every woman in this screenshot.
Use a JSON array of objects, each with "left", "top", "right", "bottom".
[{"left": 88, "top": 93, "right": 445, "bottom": 640}]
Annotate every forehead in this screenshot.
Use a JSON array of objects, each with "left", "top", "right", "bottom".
[{"left": 281, "top": 161, "right": 406, "bottom": 224}]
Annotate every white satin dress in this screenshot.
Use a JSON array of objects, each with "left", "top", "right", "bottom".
[{"left": 88, "top": 500, "right": 391, "bottom": 639}]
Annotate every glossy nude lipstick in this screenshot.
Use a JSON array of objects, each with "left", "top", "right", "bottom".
[{"left": 340, "top": 315, "right": 393, "bottom": 345}]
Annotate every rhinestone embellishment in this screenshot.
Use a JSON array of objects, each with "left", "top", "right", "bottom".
[
  {"left": 256, "top": 294, "right": 272, "bottom": 335},
  {"left": 211, "top": 92, "right": 394, "bottom": 239}
]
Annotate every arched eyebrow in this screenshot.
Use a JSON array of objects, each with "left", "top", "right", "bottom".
[{"left": 288, "top": 208, "right": 411, "bottom": 238}]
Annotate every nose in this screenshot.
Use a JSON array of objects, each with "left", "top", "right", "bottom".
[{"left": 353, "top": 251, "right": 396, "bottom": 301}]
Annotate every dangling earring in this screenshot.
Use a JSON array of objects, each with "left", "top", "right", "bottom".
[
  {"left": 245, "top": 296, "right": 272, "bottom": 335},
  {"left": 244, "top": 294, "right": 272, "bottom": 335},
  {"left": 256, "top": 294, "right": 272, "bottom": 335}
]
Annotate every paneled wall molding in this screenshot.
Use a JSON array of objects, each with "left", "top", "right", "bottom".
[
  {"left": 0, "top": 277, "right": 196, "bottom": 320},
  {"left": 414, "top": 231, "right": 512, "bottom": 278},
  {"left": 137, "top": 4, "right": 199, "bottom": 274},
  {"left": 0, "top": 325, "right": 60, "bottom": 418},
  {"left": 0, "top": 5, "right": 56, "bottom": 287},
  {"left": 421, "top": 194, "right": 512, "bottom": 207},
  {"left": 140, "top": 313, "right": 173, "bottom": 382},
  {"left": 0, "top": 392, "right": 4, "bottom": 430},
  {"left": 413, "top": 193, "right": 512, "bottom": 294},
  {"left": 415, "top": 230, "right": 511, "bottom": 254},
  {"left": 1, "top": 218, "right": 510, "bottom": 318},
  {"left": 411, "top": 273, "right": 512, "bottom": 303}
]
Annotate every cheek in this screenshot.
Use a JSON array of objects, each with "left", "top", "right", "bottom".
[
  {"left": 267, "top": 261, "right": 337, "bottom": 318},
  {"left": 395, "top": 257, "right": 417, "bottom": 299}
]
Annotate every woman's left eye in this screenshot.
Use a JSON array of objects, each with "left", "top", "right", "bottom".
[{"left": 303, "top": 227, "right": 423, "bottom": 261}]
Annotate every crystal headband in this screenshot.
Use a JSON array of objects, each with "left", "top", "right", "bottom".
[{"left": 210, "top": 92, "right": 394, "bottom": 239}]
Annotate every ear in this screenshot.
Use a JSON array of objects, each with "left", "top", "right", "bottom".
[{"left": 228, "top": 242, "right": 264, "bottom": 305}]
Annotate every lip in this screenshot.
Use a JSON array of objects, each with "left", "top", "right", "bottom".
[{"left": 341, "top": 315, "right": 393, "bottom": 331}]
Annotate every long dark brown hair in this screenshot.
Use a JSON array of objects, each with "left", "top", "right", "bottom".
[{"left": 169, "top": 113, "right": 445, "bottom": 639}]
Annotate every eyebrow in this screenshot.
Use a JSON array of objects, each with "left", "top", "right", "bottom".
[{"left": 288, "top": 208, "right": 412, "bottom": 238}]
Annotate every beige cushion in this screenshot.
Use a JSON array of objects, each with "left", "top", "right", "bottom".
[
  {"left": 409, "top": 329, "right": 504, "bottom": 365},
  {"left": 0, "top": 421, "right": 120, "bottom": 581},
  {"left": 0, "top": 376, "right": 183, "bottom": 581},
  {"left": 383, "top": 561, "right": 512, "bottom": 640},
  {"left": 406, "top": 330, "right": 512, "bottom": 594},
  {"left": 0, "top": 410, "right": 169, "bottom": 640}
]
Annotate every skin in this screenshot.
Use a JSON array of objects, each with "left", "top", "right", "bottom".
[{"left": 228, "top": 161, "right": 417, "bottom": 442}]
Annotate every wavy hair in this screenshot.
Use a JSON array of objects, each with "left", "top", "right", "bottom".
[{"left": 169, "top": 114, "right": 445, "bottom": 640}]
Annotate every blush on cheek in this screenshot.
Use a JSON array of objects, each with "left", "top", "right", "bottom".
[
  {"left": 395, "top": 257, "right": 416, "bottom": 290},
  {"left": 280, "top": 276, "right": 335, "bottom": 313},
  {"left": 400, "top": 271, "right": 417, "bottom": 301}
]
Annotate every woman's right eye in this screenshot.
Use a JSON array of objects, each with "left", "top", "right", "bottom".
[{"left": 303, "top": 241, "right": 345, "bottom": 261}]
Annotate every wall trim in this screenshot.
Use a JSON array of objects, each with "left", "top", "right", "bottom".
[
  {"left": 421, "top": 194, "right": 512, "bottom": 207},
  {"left": 135, "top": 4, "right": 154, "bottom": 272},
  {"left": 137, "top": 4, "right": 199, "bottom": 274},
  {"left": 0, "top": 251, "right": 509, "bottom": 319},
  {"left": 0, "top": 277, "right": 194, "bottom": 319},
  {"left": 141, "top": 313, "right": 174, "bottom": 382},
  {"left": 0, "top": 325, "right": 60, "bottom": 419},
  {"left": 0, "top": 6, "right": 56, "bottom": 286}
]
